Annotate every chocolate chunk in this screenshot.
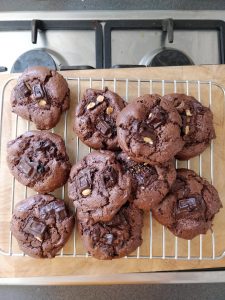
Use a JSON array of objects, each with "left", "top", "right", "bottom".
[
  {"left": 55, "top": 206, "right": 67, "bottom": 221},
  {"left": 24, "top": 218, "right": 46, "bottom": 241},
  {"left": 96, "top": 120, "right": 111, "bottom": 135},
  {"left": 17, "top": 159, "right": 33, "bottom": 176},
  {"left": 37, "top": 163, "right": 45, "bottom": 174},
  {"left": 39, "top": 203, "right": 55, "bottom": 219},
  {"left": 103, "top": 166, "right": 118, "bottom": 188},
  {"left": 78, "top": 172, "right": 92, "bottom": 192},
  {"left": 176, "top": 196, "right": 203, "bottom": 216},
  {"left": 135, "top": 166, "right": 157, "bottom": 186},
  {"left": 39, "top": 201, "right": 66, "bottom": 221},
  {"left": 17, "top": 82, "right": 30, "bottom": 98},
  {"left": 104, "top": 233, "right": 114, "bottom": 245},
  {"left": 148, "top": 106, "right": 167, "bottom": 129},
  {"left": 32, "top": 84, "right": 45, "bottom": 100}
]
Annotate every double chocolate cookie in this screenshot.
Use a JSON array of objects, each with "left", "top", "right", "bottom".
[
  {"left": 152, "top": 169, "right": 222, "bottom": 240},
  {"left": 7, "top": 131, "right": 71, "bottom": 193},
  {"left": 117, "top": 152, "right": 176, "bottom": 211},
  {"left": 77, "top": 202, "right": 143, "bottom": 260},
  {"left": 11, "top": 194, "right": 74, "bottom": 258},
  {"left": 68, "top": 151, "right": 132, "bottom": 223},
  {"left": 74, "top": 88, "right": 126, "bottom": 150},
  {"left": 116, "top": 94, "right": 184, "bottom": 165},
  {"left": 11, "top": 66, "right": 70, "bottom": 130},
  {"left": 163, "top": 93, "right": 215, "bottom": 160}
]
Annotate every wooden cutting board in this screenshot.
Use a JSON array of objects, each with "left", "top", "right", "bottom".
[{"left": 0, "top": 65, "right": 225, "bottom": 282}]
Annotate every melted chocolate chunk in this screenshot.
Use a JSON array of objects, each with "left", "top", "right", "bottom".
[
  {"left": 176, "top": 196, "right": 204, "bottom": 217},
  {"left": 78, "top": 171, "right": 92, "bottom": 192},
  {"left": 134, "top": 165, "right": 157, "bottom": 186},
  {"left": 17, "top": 159, "right": 34, "bottom": 176},
  {"left": 104, "top": 233, "right": 114, "bottom": 245},
  {"left": 17, "top": 82, "right": 30, "bottom": 98},
  {"left": 103, "top": 167, "right": 118, "bottom": 188},
  {"left": 148, "top": 106, "right": 167, "bottom": 129},
  {"left": 55, "top": 206, "right": 67, "bottom": 221},
  {"left": 24, "top": 218, "right": 47, "bottom": 241},
  {"left": 96, "top": 120, "right": 111, "bottom": 135},
  {"left": 32, "top": 84, "right": 46, "bottom": 100},
  {"left": 37, "top": 163, "right": 45, "bottom": 174},
  {"left": 39, "top": 201, "right": 67, "bottom": 221},
  {"left": 39, "top": 203, "right": 55, "bottom": 219}
]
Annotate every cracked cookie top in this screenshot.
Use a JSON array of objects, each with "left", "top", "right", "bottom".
[
  {"left": 152, "top": 168, "right": 222, "bottom": 240},
  {"left": 10, "top": 194, "right": 74, "bottom": 258},
  {"left": 162, "top": 93, "right": 216, "bottom": 160},
  {"left": 7, "top": 130, "right": 71, "bottom": 193},
  {"left": 68, "top": 150, "right": 132, "bottom": 223},
  {"left": 74, "top": 88, "right": 126, "bottom": 150},
  {"left": 117, "top": 152, "right": 176, "bottom": 211},
  {"left": 11, "top": 66, "right": 70, "bottom": 130},
  {"left": 77, "top": 202, "right": 143, "bottom": 260},
  {"left": 116, "top": 94, "right": 184, "bottom": 165}
]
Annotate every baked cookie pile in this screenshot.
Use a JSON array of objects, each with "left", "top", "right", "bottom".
[
  {"left": 7, "top": 67, "right": 222, "bottom": 260},
  {"left": 72, "top": 87, "right": 222, "bottom": 258}
]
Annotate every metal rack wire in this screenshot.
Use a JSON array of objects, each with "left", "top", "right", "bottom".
[{"left": 0, "top": 76, "right": 225, "bottom": 260}]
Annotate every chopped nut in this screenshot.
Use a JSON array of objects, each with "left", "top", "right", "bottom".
[
  {"left": 106, "top": 106, "right": 113, "bottom": 115},
  {"left": 87, "top": 102, "right": 96, "bottom": 110},
  {"left": 141, "top": 186, "right": 145, "bottom": 190},
  {"left": 186, "top": 109, "right": 192, "bottom": 116},
  {"left": 35, "top": 236, "right": 42, "bottom": 242},
  {"left": 144, "top": 162, "right": 148, "bottom": 166},
  {"left": 97, "top": 95, "right": 104, "bottom": 103},
  {"left": 38, "top": 99, "right": 47, "bottom": 106},
  {"left": 143, "top": 137, "right": 154, "bottom": 145},
  {"left": 185, "top": 125, "right": 190, "bottom": 135},
  {"left": 82, "top": 188, "right": 92, "bottom": 196},
  {"left": 148, "top": 112, "right": 153, "bottom": 118}
]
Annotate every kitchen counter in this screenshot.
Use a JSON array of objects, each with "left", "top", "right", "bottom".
[{"left": 0, "top": 0, "right": 225, "bottom": 11}]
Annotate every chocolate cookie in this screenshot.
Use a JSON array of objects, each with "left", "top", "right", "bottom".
[
  {"left": 74, "top": 88, "right": 126, "bottom": 150},
  {"left": 116, "top": 94, "right": 184, "bottom": 165},
  {"left": 163, "top": 93, "right": 215, "bottom": 160},
  {"left": 11, "top": 194, "right": 74, "bottom": 258},
  {"left": 117, "top": 152, "right": 176, "bottom": 211},
  {"left": 77, "top": 202, "right": 143, "bottom": 260},
  {"left": 11, "top": 66, "right": 70, "bottom": 130},
  {"left": 68, "top": 150, "right": 132, "bottom": 223},
  {"left": 152, "top": 169, "right": 222, "bottom": 240},
  {"left": 7, "top": 131, "right": 71, "bottom": 193}
]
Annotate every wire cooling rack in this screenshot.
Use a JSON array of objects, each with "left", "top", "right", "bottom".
[{"left": 0, "top": 75, "right": 225, "bottom": 261}]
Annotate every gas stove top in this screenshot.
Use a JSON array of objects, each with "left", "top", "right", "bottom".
[{"left": 0, "top": 10, "right": 225, "bottom": 73}]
